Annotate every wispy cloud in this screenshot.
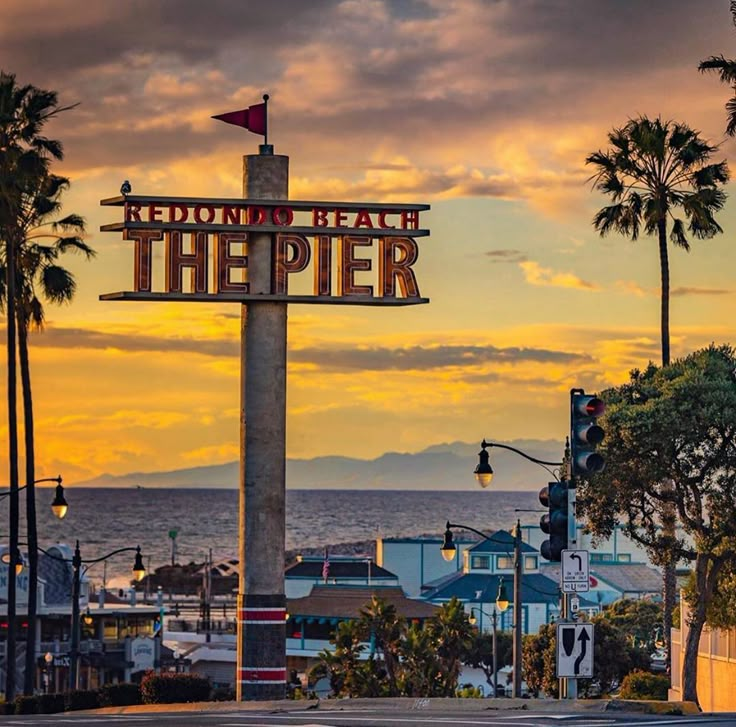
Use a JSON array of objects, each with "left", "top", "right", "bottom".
[
  {"left": 519, "top": 261, "right": 600, "bottom": 291},
  {"left": 671, "top": 286, "right": 732, "bottom": 297},
  {"left": 484, "top": 249, "right": 528, "bottom": 264}
]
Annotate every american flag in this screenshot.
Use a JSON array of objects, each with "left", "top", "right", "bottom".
[{"left": 322, "top": 547, "right": 330, "bottom": 583}]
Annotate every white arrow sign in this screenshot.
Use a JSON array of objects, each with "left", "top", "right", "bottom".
[
  {"left": 556, "top": 623, "right": 594, "bottom": 678},
  {"left": 561, "top": 549, "right": 590, "bottom": 593}
]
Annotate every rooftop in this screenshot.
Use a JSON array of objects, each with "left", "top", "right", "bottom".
[{"left": 287, "top": 585, "right": 438, "bottom": 620}]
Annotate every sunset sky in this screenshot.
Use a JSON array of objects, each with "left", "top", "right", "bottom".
[{"left": 1, "top": 0, "right": 735, "bottom": 485}]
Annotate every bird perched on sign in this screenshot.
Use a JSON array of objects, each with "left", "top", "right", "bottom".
[{"left": 120, "top": 180, "right": 132, "bottom": 195}]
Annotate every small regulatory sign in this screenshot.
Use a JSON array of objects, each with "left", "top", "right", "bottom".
[
  {"left": 557, "top": 623, "right": 594, "bottom": 678},
  {"left": 561, "top": 549, "right": 590, "bottom": 593}
]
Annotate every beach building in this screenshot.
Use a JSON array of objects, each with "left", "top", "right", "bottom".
[
  {"left": 0, "top": 544, "right": 165, "bottom": 695},
  {"left": 285, "top": 555, "right": 398, "bottom": 598},
  {"left": 540, "top": 562, "right": 663, "bottom": 606},
  {"left": 418, "top": 531, "right": 565, "bottom": 635}
]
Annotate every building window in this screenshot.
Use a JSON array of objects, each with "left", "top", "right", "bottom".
[
  {"left": 590, "top": 553, "right": 613, "bottom": 563},
  {"left": 470, "top": 555, "right": 490, "bottom": 569},
  {"left": 618, "top": 553, "right": 632, "bottom": 563},
  {"left": 524, "top": 555, "right": 538, "bottom": 571},
  {"left": 496, "top": 555, "right": 513, "bottom": 570}
]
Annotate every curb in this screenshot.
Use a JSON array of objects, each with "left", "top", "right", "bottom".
[{"left": 87, "top": 696, "right": 697, "bottom": 715}]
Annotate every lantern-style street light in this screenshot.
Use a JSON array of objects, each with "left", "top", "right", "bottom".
[
  {"left": 469, "top": 577, "right": 509, "bottom": 698},
  {"left": 0, "top": 475, "right": 66, "bottom": 517}
]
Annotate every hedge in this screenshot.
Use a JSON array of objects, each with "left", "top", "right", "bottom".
[
  {"left": 64, "top": 689, "right": 101, "bottom": 711},
  {"left": 140, "top": 672, "right": 211, "bottom": 704},
  {"left": 98, "top": 682, "right": 142, "bottom": 706},
  {"left": 619, "top": 669, "right": 671, "bottom": 701}
]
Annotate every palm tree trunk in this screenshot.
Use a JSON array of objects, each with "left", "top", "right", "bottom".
[
  {"left": 657, "top": 216, "right": 671, "bottom": 367},
  {"left": 5, "top": 231, "right": 20, "bottom": 702},
  {"left": 656, "top": 214, "right": 677, "bottom": 672},
  {"left": 18, "top": 316, "right": 38, "bottom": 696}
]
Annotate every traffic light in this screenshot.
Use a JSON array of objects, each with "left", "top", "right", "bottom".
[
  {"left": 570, "top": 389, "right": 605, "bottom": 478},
  {"left": 539, "top": 481, "right": 569, "bottom": 562}
]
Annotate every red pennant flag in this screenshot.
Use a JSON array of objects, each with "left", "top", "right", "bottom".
[{"left": 212, "top": 101, "right": 266, "bottom": 136}]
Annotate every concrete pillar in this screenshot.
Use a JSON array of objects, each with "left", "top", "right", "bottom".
[{"left": 237, "top": 152, "right": 289, "bottom": 700}]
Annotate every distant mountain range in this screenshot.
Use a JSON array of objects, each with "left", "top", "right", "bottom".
[{"left": 77, "top": 439, "right": 564, "bottom": 491}]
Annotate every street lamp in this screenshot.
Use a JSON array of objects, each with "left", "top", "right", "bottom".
[
  {"left": 38, "top": 540, "right": 145, "bottom": 690},
  {"left": 465, "top": 439, "right": 564, "bottom": 697},
  {"left": 440, "top": 520, "right": 524, "bottom": 697},
  {"left": 0, "top": 475, "right": 67, "bottom": 517},
  {"left": 474, "top": 440, "right": 562, "bottom": 488},
  {"left": 469, "top": 577, "right": 509, "bottom": 698}
]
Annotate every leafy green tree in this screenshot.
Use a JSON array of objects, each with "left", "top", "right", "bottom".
[
  {"left": 577, "top": 345, "right": 736, "bottom": 704},
  {"left": 359, "top": 596, "right": 404, "bottom": 695},
  {"left": 699, "top": 1, "right": 736, "bottom": 136},
  {"left": 461, "top": 630, "right": 512, "bottom": 695},
  {"left": 0, "top": 71, "right": 86, "bottom": 696},
  {"left": 601, "top": 599, "right": 664, "bottom": 650},
  {"left": 521, "top": 623, "right": 557, "bottom": 698},
  {"left": 586, "top": 119, "right": 728, "bottom": 667},
  {"left": 398, "top": 623, "right": 444, "bottom": 696}
]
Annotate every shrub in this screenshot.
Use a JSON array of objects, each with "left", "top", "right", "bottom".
[
  {"left": 38, "top": 693, "right": 65, "bottom": 714},
  {"left": 14, "top": 695, "right": 40, "bottom": 714},
  {"left": 1, "top": 701, "right": 14, "bottom": 715},
  {"left": 140, "top": 672, "right": 211, "bottom": 704},
  {"left": 98, "top": 682, "right": 142, "bottom": 706},
  {"left": 211, "top": 685, "right": 235, "bottom": 701},
  {"left": 65, "top": 689, "right": 101, "bottom": 711},
  {"left": 619, "top": 670, "right": 670, "bottom": 701}
]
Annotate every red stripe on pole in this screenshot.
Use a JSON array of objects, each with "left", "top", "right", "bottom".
[
  {"left": 238, "top": 608, "right": 285, "bottom": 621},
  {"left": 238, "top": 668, "right": 286, "bottom": 682}
]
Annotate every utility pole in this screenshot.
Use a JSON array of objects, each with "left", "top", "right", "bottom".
[{"left": 512, "top": 518, "right": 522, "bottom": 698}]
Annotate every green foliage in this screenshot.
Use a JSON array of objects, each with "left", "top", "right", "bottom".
[
  {"left": 521, "top": 616, "right": 651, "bottom": 698},
  {"left": 140, "top": 672, "right": 211, "bottom": 704},
  {"left": 14, "top": 695, "right": 39, "bottom": 714},
  {"left": 98, "top": 682, "right": 142, "bottom": 707},
  {"left": 461, "top": 630, "right": 513, "bottom": 693},
  {"left": 601, "top": 599, "right": 663, "bottom": 649},
  {"left": 37, "top": 693, "right": 65, "bottom": 714},
  {"left": 64, "top": 689, "right": 101, "bottom": 711},
  {"left": 577, "top": 345, "right": 736, "bottom": 703},
  {"left": 456, "top": 684, "right": 483, "bottom": 698},
  {"left": 314, "top": 596, "right": 476, "bottom": 698},
  {"left": 619, "top": 669, "right": 671, "bottom": 700}
]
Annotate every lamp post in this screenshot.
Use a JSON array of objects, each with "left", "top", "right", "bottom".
[
  {"left": 25, "top": 541, "right": 145, "bottom": 690},
  {"left": 469, "top": 577, "right": 509, "bottom": 698},
  {"left": 441, "top": 520, "right": 524, "bottom": 697},
  {"left": 1, "top": 475, "right": 66, "bottom": 695},
  {"left": 469, "top": 438, "right": 564, "bottom": 698}
]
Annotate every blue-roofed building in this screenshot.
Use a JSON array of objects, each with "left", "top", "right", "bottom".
[{"left": 420, "top": 530, "right": 564, "bottom": 635}]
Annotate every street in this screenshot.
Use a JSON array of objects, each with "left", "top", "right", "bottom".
[{"left": 3, "top": 708, "right": 736, "bottom": 727}]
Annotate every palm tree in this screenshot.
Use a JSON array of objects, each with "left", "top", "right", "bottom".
[
  {"left": 699, "top": 1, "right": 736, "bottom": 136},
  {"left": 427, "top": 597, "right": 474, "bottom": 696},
  {"left": 0, "top": 71, "right": 79, "bottom": 698},
  {"left": 586, "top": 115, "right": 728, "bottom": 677},
  {"left": 0, "top": 170, "right": 90, "bottom": 695}
]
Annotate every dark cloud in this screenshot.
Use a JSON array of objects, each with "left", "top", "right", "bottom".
[
  {"left": 671, "top": 286, "right": 732, "bottom": 297},
  {"left": 484, "top": 249, "right": 528, "bottom": 264},
  {"left": 290, "top": 344, "right": 591, "bottom": 371},
  {"left": 16, "top": 326, "right": 239, "bottom": 357}
]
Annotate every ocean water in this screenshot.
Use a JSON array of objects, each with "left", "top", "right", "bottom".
[{"left": 28, "top": 488, "right": 539, "bottom": 584}]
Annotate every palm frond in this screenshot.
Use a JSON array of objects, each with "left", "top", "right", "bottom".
[
  {"left": 52, "top": 213, "right": 86, "bottom": 232},
  {"left": 698, "top": 55, "right": 736, "bottom": 84},
  {"left": 725, "top": 96, "right": 736, "bottom": 137},
  {"left": 56, "top": 236, "right": 94, "bottom": 257},
  {"left": 669, "top": 218, "right": 689, "bottom": 251},
  {"left": 40, "top": 264, "right": 76, "bottom": 304}
]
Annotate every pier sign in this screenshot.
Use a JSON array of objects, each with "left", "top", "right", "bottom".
[{"left": 100, "top": 196, "right": 430, "bottom": 306}]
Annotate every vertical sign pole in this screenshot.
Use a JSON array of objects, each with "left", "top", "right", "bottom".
[
  {"left": 566, "top": 400, "right": 579, "bottom": 700},
  {"left": 237, "top": 152, "right": 289, "bottom": 700}
]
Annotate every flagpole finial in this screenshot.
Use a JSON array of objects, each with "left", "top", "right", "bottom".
[{"left": 259, "top": 92, "right": 272, "bottom": 155}]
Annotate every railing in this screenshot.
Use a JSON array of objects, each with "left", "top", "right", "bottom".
[{"left": 167, "top": 618, "right": 237, "bottom": 635}]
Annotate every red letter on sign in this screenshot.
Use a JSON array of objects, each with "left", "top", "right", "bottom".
[
  {"left": 337, "top": 236, "right": 373, "bottom": 297},
  {"left": 354, "top": 209, "right": 374, "bottom": 228},
  {"left": 169, "top": 204, "right": 188, "bottom": 223},
  {"left": 215, "top": 233, "right": 249, "bottom": 293},
  {"left": 314, "top": 235, "right": 332, "bottom": 296},
  {"left": 313, "top": 208, "right": 329, "bottom": 227},
  {"left": 379, "top": 237, "right": 420, "bottom": 298},
  {"left": 125, "top": 202, "right": 142, "bottom": 222},
  {"left": 165, "top": 231, "right": 209, "bottom": 293},
  {"left": 273, "top": 234, "right": 310, "bottom": 294},
  {"left": 125, "top": 229, "right": 163, "bottom": 292}
]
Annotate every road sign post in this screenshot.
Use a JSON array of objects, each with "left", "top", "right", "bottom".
[
  {"left": 561, "top": 549, "right": 590, "bottom": 593},
  {"left": 556, "top": 623, "right": 594, "bottom": 679}
]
